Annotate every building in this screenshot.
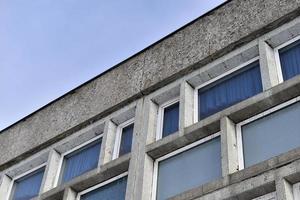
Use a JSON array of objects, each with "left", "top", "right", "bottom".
[{"left": 1, "top": 0, "right": 300, "bottom": 199}]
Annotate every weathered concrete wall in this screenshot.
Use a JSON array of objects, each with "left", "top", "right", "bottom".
[{"left": 1, "top": 0, "right": 300, "bottom": 170}]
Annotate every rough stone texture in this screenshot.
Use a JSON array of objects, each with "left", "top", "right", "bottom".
[{"left": 2, "top": 0, "right": 300, "bottom": 171}]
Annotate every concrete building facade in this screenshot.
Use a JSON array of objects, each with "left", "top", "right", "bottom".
[{"left": 1, "top": 0, "right": 300, "bottom": 199}]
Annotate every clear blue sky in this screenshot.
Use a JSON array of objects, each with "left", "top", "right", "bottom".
[{"left": 0, "top": 0, "right": 226, "bottom": 131}]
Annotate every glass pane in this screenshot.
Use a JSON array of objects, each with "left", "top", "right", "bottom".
[
  {"left": 198, "top": 61, "right": 262, "bottom": 120},
  {"left": 156, "top": 137, "right": 221, "bottom": 200},
  {"left": 279, "top": 39, "right": 300, "bottom": 80},
  {"left": 242, "top": 102, "right": 300, "bottom": 167},
  {"left": 162, "top": 102, "right": 179, "bottom": 138},
  {"left": 11, "top": 167, "right": 45, "bottom": 200},
  {"left": 119, "top": 124, "right": 134, "bottom": 156},
  {"left": 81, "top": 176, "right": 127, "bottom": 200},
  {"left": 61, "top": 139, "right": 101, "bottom": 183}
]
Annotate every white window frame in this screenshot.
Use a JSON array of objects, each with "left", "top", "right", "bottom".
[
  {"left": 156, "top": 97, "right": 180, "bottom": 140},
  {"left": 274, "top": 35, "right": 300, "bottom": 84},
  {"left": 236, "top": 96, "right": 300, "bottom": 170},
  {"left": 54, "top": 134, "right": 103, "bottom": 186},
  {"left": 193, "top": 57, "right": 260, "bottom": 123},
  {"left": 6, "top": 163, "right": 46, "bottom": 200},
  {"left": 112, "top": 118, "right": 135, "bottom": 159},
  {"left": 76, "top": 172, "right": 128, "bottom": 200},
  {"left": 293, "top": 182, "right": 300, "bottom": 200},
  {"left": 151, "top": 132, "right": 220, "bottom": 200}
]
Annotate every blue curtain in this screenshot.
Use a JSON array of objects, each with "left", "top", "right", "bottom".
[
  {"left": 198, "top": 61, "right": 262, "bottom": 120},
  {"left": 162, "top": 102, "right": 179, "bottom": 138},
  {"left": 61, "top": 139, "right": 101, "bottom": 183},
  {"left": 81, "top": 176, "right": 127, "bottom": 200},
  {"left": 279, "top": 40, "right": 300, "bottom": 80},
  {"left": 119, "top": 124, "right": 134, "bottom": 156},
  {"left": 12, "top": 167, "right": 45, "bottom": 200}
]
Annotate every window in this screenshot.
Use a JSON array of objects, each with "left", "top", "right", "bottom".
[
  {"left": 276, "top": 37, "right": 300, "bottom": 81},
  {"left": 59, "top": 136, "right": 102, "bottom": 184},
  {"left": 77, "top": 173, "right": 127, "bottom": 200},
  {"left": 197, "top": 58, "right": 262, "bottom": 120},
  {"left": 153, "top": 133, "right": 221, "bottom": 200},
  {"left": 237, "top": 97, "right": 300, "bottom": 169},
  {"left": 157, "top": 99, "right": 179, "bottom": 139},
  {"left": 113, "top": 119, "right": 134, "bottom": 158},
  {"left": 9, "top": 165, "right": 45, "bottom": 200}
]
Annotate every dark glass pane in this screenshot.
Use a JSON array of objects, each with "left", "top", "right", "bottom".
[
  {"left": 119, "top": 124, "right": 134, "bottom": 156},
  {"left": 198, "top": 61, "right": 262, "bottom": 120},
  {"left": 81, "top": 176, "right": 127, "bottom": 200},
  {"left": 162, "top": 102, "right": 179, "bottom": 138},
  {"left": 279, "top": 40, "right": 300, "bottom": 80},
  {"left": 157, "top": 137, "right": 221, "bottom": 200},
  {"left": 11, "top": 167, "right": 45, "bottom": 200},
  {"left": 61, "top": 139, "right": 101, "bottom": 183}
]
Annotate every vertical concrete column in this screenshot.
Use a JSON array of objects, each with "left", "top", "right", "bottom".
[
  {"left": 40, "top": 149, "right": 61, "bottom": 193},
  {"left": 125, "top": 97, "right": 157, "bottom": 200},
  {"left": 179, "top": 81, "right": 194, "bottom": 136},
  {"left": 0, "top": 174, "right": 12, "bottom": 199},
  {"left": 259, "top": 39, "right": 281, "bottom": 90},
  {"left": 63, "top": 187, "right": 77, "bottom": 200},
  {"left": 221, "top": 116, "right": 238, "bottom": 176},
  {"left": 275, "top": 177, "right": 293, "bottom": 200},
  {"left": 99, "top": 119, "right": 117, "bottom": 166}
]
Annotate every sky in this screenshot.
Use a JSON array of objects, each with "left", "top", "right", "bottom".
[{"left": 0, "top": 0, "right": 226, "bottom": 131}]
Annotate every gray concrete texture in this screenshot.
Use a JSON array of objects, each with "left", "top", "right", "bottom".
[{"left": 1, "top": 0, "right": 300, "bottom": 170}]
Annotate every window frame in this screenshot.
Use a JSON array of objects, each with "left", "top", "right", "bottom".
[
  {"left": 156, "top": 97, "right": 180, "bottom": 140},
  {"left": 112, "top": 118, "right": 135, "bottom": 159},
  {"left": 151, "top": 132, "right": 220, "bottom": 200},
  {"left": 236, "top": 96, "right": 300, "bottom": 170},
  {"left": 7, "top": 163, "right": 46, "bottom": 200},
  {"left": 293, "top": 182, "right": 300, "bottom": 200},
  {"left": 193, "top": 57, "right": 260, "bottom": 123},
  {"left": 54, "top": 134, "right": 103, "bottom": 186},
  {"left": 76, "top": 172, "right": 128, "bottom": 200},
  {"left": 274, "top": 35, "right": 300, "bottom": 83}
]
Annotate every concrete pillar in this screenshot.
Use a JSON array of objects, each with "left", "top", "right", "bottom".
[
  {"left": 125, "top": 97, "right": 155, "bottom": 200},
  {"left": 40, "top": 150, "right": 61, "bottom": 193},
  {"left": 275, "top": 178, "right": 293, "bottom": 200},
  {"left": 99, "top": 119, "right": 117, "bottom": 165},
  {"left": 0, "top": 174, "right": 12, "bottom": 199},
  {"left": 179, "top": 81, "right": 194, "bottom": 136},
  {"left": 259, "top": 39, "right": 281, "bottom": 90},
  {"left": 221, "top": 116, "right": 239, "bottom": 176},
  {"left": 63, "top": 187, "right": 77, "bottom": 200}
]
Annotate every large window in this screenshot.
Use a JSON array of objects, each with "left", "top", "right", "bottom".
[
  {"left": 113, "top": 119, "right": 134, "bottom": 158},
  {"left": 78, "top": 173, "right": 128, "bottom": 200},
  {"left": 197, "top": 59, "right": 262, "bottom": 120},
  {"left": 237, "top": 97, "right": 300, "bottom": 169},
  {"left": 59, "top": 136, "right": 102, "bottom": 183},
  {"left": 9, "top": 165, "right": 45, "bottom": 200},
  {"left": 153, "top": 133, "right": 221, "bottom": 200},
  {"left": 276, "top": 37, "right": 300, "bottom": 81},
  {"left": 157, "top": 99, "right": 179, "bottom": 139}
]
